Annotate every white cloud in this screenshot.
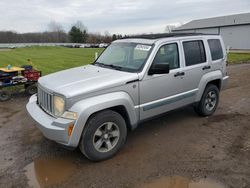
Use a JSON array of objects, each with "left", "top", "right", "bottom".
[{"left": 0, "top": 0, "right": 249, "bottom": 34}]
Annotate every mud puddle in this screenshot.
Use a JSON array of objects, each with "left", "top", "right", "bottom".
[
  {"left": 139, "top": 176, "right": 225, "bottom": 188},
  {"left": 24, "top": 155, "right": 77, "bottom": 188}
]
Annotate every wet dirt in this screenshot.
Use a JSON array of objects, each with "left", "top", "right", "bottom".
[
  {"left": 0, "top": 63, "right": 250, "bottom": 188},
  {"left": 24, "top": 155, "right": 76, "bottom": 188},
  {"left": 139, "top": 176, "right": 225, "bottom": 188}
]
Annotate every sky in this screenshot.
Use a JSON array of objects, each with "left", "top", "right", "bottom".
[{"left": 0, "top": 0, "right": 250, "bottom": 35}]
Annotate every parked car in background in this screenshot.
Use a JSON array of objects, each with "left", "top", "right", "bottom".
[
  {"left": 99, "top": 43, "right": 109, "bottom": 48},
  {"left": 79, "top": 44, "right": 91, "bottom": 48},
  {"left": 27, "top": 33, "right": 229, "bottom": 161}
]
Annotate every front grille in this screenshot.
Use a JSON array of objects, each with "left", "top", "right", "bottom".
[{"left": 37, "top": 85, "right": 54, "bottom": 115}]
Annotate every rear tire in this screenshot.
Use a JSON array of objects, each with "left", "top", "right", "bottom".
[
  {"left": 0, "top": 91, "right": 11, "bottom": 102},
  {"left": 25, "top": 84, "right": 37, "bottom": 95},
  {"left": 194, "top": 84, "right": 219, "bottom": 116},
  {"left": 79, "top": 110, "right": 127, "bottom": 161}
]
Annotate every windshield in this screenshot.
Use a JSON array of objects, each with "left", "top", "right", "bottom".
[{"left": 94, "top": 42, "right": 153, "bottom": 72}]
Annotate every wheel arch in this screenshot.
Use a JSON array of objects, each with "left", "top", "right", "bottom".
[
  {"left": 82, "top": 105, "right": 134, "bottom": 132},
  {"left": 195, "top": 70, "right": 223, "bottom": 102},
  {"left": 207, "top": 79, "right": 221, "bottom": 91},
  {"left": 67, "top": 92, "right": 139, "bottom": 147}
]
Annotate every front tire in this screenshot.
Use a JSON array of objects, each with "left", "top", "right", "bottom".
[
  {"left": 194, "top": 84, "right": 219, "bottom": 116},
  {"left": 79, "top": 110, "right": 127, "bottom": 161}
]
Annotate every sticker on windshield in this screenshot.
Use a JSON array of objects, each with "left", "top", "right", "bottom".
[{"left": 135, "top": 45, "right": 151, "bottom": 51}]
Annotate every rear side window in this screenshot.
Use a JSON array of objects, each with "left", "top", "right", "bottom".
[
  {"left": 183, "top": 40, "right": 206, "bottom": 66},
  {"left": 208, "top": 39, "right": 223, "bottom": 61}
]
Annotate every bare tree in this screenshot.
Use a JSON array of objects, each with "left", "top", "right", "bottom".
[
  {"left": 47, "top": 21, "right": 68, "bottom": 42},
  {"left": 104, "top": 31, "right": 110, "bottom": 36},
  {"left": 47, "top": 21, "right": 64, "bottom": 32},
  {"left": 74, "top": 20, "right": 88, "bottom": 33},
  {"left": 0, "top": 30, "right": 69, "bottom": 43},
  {"left": 103, "top": 31, "right": 112, "bottom": 43},
  {"left": 0, "top": 21, "right": 113, "bottom": 44}
]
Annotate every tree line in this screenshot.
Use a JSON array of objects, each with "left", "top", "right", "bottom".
[{"left": 0, "top": 21, "right": 125, "bottom": 44}]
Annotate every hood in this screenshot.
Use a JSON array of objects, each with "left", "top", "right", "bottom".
[{"left": 38, "top": 65, "right": 138, "bottom": 98}]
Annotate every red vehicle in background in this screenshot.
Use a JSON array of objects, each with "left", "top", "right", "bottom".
[{"left": 0, "top": 65, "right": 41, "bottom": 101}]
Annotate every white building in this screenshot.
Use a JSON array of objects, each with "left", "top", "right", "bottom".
[{"left": 174, "top": 13, "right": 250, "bottom": 50}]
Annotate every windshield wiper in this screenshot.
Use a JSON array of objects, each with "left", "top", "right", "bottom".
[
  {"left": 93, "top": 62, "right": 123, "bottom": 70},
  {"left": 104, "top": 64, "right": 123, "bottom": 70},
  {"left": 93, "top": 62, "right": 105, "bottom": 66}
]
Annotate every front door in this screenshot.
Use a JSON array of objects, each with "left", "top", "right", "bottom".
[{"left": 139, "top": 42, "right": 187, "bottom": 120}]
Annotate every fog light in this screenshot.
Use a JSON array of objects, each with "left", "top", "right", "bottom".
[
  {"left": 62, "top": 111, "right": 78, "bottom": 120},
  {"left": 68, "top": 124, "right": 74, "bottom": 136}
]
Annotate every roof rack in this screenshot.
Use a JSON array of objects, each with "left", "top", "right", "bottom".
[{"left": 123, "top": 33, "right": 218, "bottom": 39}]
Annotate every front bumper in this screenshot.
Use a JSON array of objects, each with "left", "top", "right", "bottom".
[
  {"left": 26, "top": 94, "right": 75, "bottom": 146},
  {"left": 222, "top": 76, "right": 229, "bottom": 90}
]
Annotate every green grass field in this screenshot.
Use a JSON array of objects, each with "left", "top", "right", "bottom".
[
  {"left": 0, "top": 46, "right": 104, "bottom": 75},
  {"left": 227, "top": 53, "right": 250, "bottom": 63},
  {"left": 0, "top": 46, "right": 249, "bottom": 75}
]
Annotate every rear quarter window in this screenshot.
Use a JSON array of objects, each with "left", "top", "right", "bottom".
[
  {"left": 183, "top": 40, "right": 206, "bottom": 66},
  {"left": 208, "top": 39, "right": 223, "bottom": 61}
]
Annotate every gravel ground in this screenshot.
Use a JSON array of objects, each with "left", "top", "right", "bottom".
[{"left": 0, "top": 64, "right": 249, "bottom": 188}]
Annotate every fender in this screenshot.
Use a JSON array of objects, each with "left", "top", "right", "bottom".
[
  {"left": 195, "top": 70, "right": 223, "bottom": 102},
  {"left": 67, "top": 92, "right": 139, "bottom": 147}
]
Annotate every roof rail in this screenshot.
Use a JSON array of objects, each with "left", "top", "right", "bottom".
[{"left": 123, "top": 33, "right": 218, "bottom": 39}]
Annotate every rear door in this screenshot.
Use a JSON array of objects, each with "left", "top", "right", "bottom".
[{"left": 179, "top": 39, "right": 211, "bottom": 96}]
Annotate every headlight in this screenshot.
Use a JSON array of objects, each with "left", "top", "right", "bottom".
[
  {"left": 54, "top": 95, "right": 65, "bottom": 116},
  {"left": 53, "top": 95, "right": 78, "bottom": 120}
]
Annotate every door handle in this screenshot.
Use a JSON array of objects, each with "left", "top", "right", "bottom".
[
  {"left": 202, "top": 66, "right": 211, "bottom": 70},
  {"left": 174, "top": 72, "right": 185, "bottom": 77}
]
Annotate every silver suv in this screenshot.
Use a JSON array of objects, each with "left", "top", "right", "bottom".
[{"left": 27, "top": 33, "right": 229, "bottom": 161}]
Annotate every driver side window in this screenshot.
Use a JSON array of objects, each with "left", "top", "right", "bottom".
[{"left": 152, "top": 43, "right": 179, "bottom": 70}]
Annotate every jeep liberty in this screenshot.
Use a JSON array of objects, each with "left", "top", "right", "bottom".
[{"left": 27, "top": 33, "right": 229, "bottom": 161}]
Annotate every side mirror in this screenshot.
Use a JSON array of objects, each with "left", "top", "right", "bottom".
[{"left": 148, "top": 63, "right": 170, "bottom": 75}]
